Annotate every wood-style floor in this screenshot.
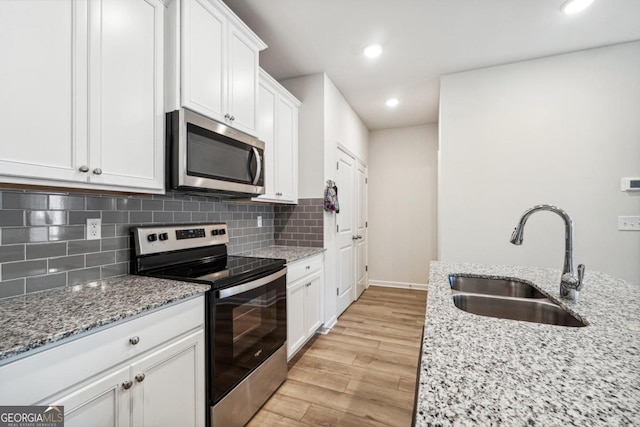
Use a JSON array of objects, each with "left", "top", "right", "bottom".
[{"left": 248, "top": 286, "right": 428, "bottom": 427}]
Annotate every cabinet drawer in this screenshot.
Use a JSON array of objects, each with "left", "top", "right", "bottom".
[
  {"left": 0, "top": 296, "right": 204, "bottom": 404},
  {"left": 287, "top": 254, "right": 323, "bottom": 284}
]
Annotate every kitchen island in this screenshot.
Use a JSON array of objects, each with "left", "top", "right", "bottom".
[{"left": 415, "top": 261, "right": 639, "bottom": 426}]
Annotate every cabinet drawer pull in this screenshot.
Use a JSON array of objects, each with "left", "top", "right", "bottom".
[
  {"left": 92, "top": 168, "right": 103, "bottom": 175},
  {"left": 305, "top": 265, "right": 310, "bottom": 270},
  {"left": 122, "top": 380, "right": 133, "bottom": 390},
  {"left": 135, "top": 373, "right": 146, "bottom": 383},
  {"left": 129, "top": 336, "right": 140, "bottom": 345},
  {"left": 224, "top": 113, "right": 231, "bottom": 119},
  {"left": 78, "top": 165, "right": 89, "bottom": 173}
]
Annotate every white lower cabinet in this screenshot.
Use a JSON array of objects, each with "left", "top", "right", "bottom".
[
  {"left": 0, "top": 297, "right": 205, "bottom": 427},
  {"left": 287, "top": 254, "right": 324, "bottom": 358}
]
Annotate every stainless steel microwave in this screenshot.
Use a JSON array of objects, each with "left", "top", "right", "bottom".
[{"left": 166, "top": 108, "right": 265, "bottom": 197}]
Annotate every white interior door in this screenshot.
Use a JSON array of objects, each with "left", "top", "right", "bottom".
[
  {"left": 336, "top": 149, "right": 355, "bottom": 316},
  {"left": 355, "top": 162, "right": 368, "bottom": 299}
]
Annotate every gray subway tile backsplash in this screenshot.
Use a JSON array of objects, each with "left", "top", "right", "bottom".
[
  {"left": 0, "top": 245, "right": 25, "bottom": 263},
  {"left": 26, "top": 273, "right": 66, "bottom": 293},
  {"left": 27, "top": 242, "right": 66, "bottom": 260},
  {"left": 0, "top": 189, "right": 309, "bottom": 299},
  {"left": 0, "top": 278, "right": 25, "bottom": 299},
  {"left": 274, "top": 198, "right": 324, "bottom": 248},
  {"left": 0, "top": 210, "right": 25, "bottom": 227}
]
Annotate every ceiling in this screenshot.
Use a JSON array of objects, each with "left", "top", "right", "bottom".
[{"left": 223, "top": 0, "right": 640, "bottom": 131}]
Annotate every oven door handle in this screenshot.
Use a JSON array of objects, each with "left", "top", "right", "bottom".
[{"left": 218, "top": 267, "right": 287, "bottom": 299}]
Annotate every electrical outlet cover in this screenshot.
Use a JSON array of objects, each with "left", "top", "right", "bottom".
[{"left": 87, "top": 218, "right": 102, "bottom": 240}]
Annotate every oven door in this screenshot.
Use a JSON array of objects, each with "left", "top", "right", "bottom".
[{"left": 209, "top": 267, "right": 286, "bottom": 403}]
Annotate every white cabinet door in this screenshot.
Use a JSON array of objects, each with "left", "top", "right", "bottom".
[
  {"left": 275, "top": 95, "right": 298, "bottom": 203},
  {"left": 257, "top": 81, "right": 277, "bottom": 200},
  {"left": 0, "top": 0, "right": 164, "bottom": 193},
  {"left": 253, "top": 70, "right": 300, "bottom": 204},
  {"left": 88, "top": 0, "right": 164, "bottom": 191},
  {"left": 181, "top": 0, "right": 226, "bottom": 121},
  {"left": 130, "top": 330, "right": 205, "bottom": 427},
  {"left": 0, "top": 0, "right": 87, "bottom": 183},
  {"left": 304, "top": 270, "right": 323, "bottom": 338},
  {"left": 227, "top": 26, "right": 259, "bottom": 135},
  {"left": 47, "top": 367, "right": 131, "bottom": 427},
  {"left": 287, "top": 279, "right": 306, "bottom": 358}
]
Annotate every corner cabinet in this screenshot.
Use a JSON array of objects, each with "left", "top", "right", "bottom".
[
  {"left": 167, "top": 0, "right": 266, "bottom": 136},
  {"left": 0, "top": 297, "right": 206, "bottom": 427},
  {"left": 0, "top": 0, "right": 165, "bottom": 194},
  {"left": 286, "top": 254, "right": 324, "bottom": 359},
  {"left": 253, "top": 70, "right": 301, "bottom": 204}
]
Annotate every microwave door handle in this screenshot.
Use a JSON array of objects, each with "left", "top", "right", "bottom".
[{"left": 251, "top": 147, "right": 262, "bottom": 185}]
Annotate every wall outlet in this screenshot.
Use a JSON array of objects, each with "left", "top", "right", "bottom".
[
  {"left": 87, "top": 218, "right": 102, "bottom": 240},
  {"left": 257, "top": 216, "right": 263, "bottom": 227},
  {"left": 618, "top": 216, "right": 640, "bottom": 231}
]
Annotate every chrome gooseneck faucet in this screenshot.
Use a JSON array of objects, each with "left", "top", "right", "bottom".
[{"left": 510, "top": 204, "right": 586, "bottom": 301}]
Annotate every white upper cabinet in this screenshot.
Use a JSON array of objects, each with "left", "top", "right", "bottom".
[
  {"left": 253, "top": 69, "right": 300, "bottom": 204},
  {"left": 0, "top": 0, "right": 165, "bottom": 194},
  {"left": 176, "top": 0, "right": 266, "bottom": 136}
]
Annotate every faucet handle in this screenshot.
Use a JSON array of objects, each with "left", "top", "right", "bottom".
[{"left": 576, "top": 264, "right": 586, "bottom": 290}]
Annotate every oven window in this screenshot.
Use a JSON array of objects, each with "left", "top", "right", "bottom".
[
  {"left": 211, "top": 272, "right": 286, "bottom": 403},
  {"left": 186, "top": 123, "right": 262, "bottom": 185}
]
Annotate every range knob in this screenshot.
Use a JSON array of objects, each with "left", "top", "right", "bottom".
[
  {"left": 212, "top": 229, "right": 219, "bottom": 236},
  {"left": 219, "top": 229, "right": 226, "bottom": 235},
  {"left": 147, "top": 233, "right": 158, "bottom": 242},
  {"left": 159, "top": 232, "right": 169, "bottom": 241}
]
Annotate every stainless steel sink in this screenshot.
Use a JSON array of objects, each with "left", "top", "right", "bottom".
[
  {"left": 449, "top": 275, "right": 547, "bottom": 298},
  {"left": 451, "top": 294, "right": 587, "bottom": 327}
]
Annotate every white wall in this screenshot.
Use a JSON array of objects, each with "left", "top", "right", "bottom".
[
  {"left": 281, "top": 72, "right": 370, "bottom": 327},
  {"left": 279, "top": 73, "right": 325, "bottom": 199},
  {"left": 368, "top": 125, "right": 438, "bottom": 286},
  {"left": 439, "top": 41, "right": 640, "bottom": 284}
]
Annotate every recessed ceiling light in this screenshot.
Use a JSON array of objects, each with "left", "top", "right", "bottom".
[
  {"left": 561, "top": 0, "right": 594, "bottom": 14},
  {"left": 386, "top": 98, "right": 399, "bottom": 107},
  {"left": 363, "top": 44, "right": 383, "bottom": 58}
]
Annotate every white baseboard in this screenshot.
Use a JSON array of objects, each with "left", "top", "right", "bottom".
[
  {"left": 368, "top": 280, "right": 428, "bottom": 291},
  {"left": 318, "top": 316, "right": 337, "bottom": 334}
]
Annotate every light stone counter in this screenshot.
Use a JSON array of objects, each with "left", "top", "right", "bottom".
[
  {"left": 415, "top": 261, "right": 639, "bottom": 426},
  {"left": 240, "top": 245, "right": 325, "bottom": 264},
  {"left": 0, "top": 275, "right": 209, "bottom": 362}
]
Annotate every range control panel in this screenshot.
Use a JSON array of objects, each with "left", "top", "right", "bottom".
[{"left": 132, "top": 223, "right": 229, "bottom": 256}]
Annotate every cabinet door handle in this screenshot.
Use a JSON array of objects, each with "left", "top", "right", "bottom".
[
  {"left": 78, "top": 165, "right": 89, "bottom": 173},
  {"left": 129, "top": 336, "right": 140, "bottom": 345},
  {"left": 305, "top": 265, "right": 310, "bottom": 270},
  {"left": 92, "top": 168, "right": 103, "bottom": 175},
  {"left": 122, "top": 380, "right": 133, "bottom": 390},
  {"left": 135, "top": 373, "right": 146, "bottom": 383},
  {"left": 230, "top": 115, "right": 235, "bottom": 121},
  {"left": 305, "top": 282, "right": 311, "bottom": 287},
  {"left": 224, "top": 113, "right": 231, "bottom": 119}
]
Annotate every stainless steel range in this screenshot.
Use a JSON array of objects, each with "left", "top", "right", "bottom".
[{"left": 130, "top": 223, "right": 287, "bottom": 427}]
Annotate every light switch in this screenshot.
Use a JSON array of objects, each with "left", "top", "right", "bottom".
[{"left": 618, "top": 216, "right": 640, "bottom": 231}]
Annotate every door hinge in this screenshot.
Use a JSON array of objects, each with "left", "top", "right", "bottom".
[
  {"left": 337, "top": 161, "right": 339, "bottom": 170},
  {"left": 365, "top": 178, "right": 368, "bottom": 184},
  {"left": 336, "top": 288, "right": 339, "bottom": 296},
  {"left": 336, "top": 224, "right": 339, "bottom": 233},
  {"left": 366, "top": 265, "right": 368, "bottom": 272},
  {"left": 365, "top": 221, "right": 368, "bottom": 228}
]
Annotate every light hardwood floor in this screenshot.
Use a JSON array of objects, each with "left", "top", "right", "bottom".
[{"left": 247, "top": 286, "right": 428, "bottom": 427}]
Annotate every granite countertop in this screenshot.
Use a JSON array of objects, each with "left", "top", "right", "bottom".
[
  {"left": 240, "top": 245, "right": 326, "bottom": 263},
  {"left": 415, "top": 261, "right": 640, "bottom": 426},
  {"left": 0, "top": 275, "right": 210, "bottom": 363}
]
